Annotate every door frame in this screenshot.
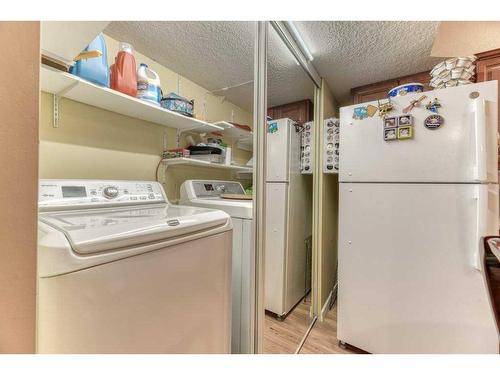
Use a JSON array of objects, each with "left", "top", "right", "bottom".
[
  {"left": 253, "top": 21, "right": 323, "bottom": 352},
  {"left": 252, "top": 20, "right": 268, "bottom": 354}
]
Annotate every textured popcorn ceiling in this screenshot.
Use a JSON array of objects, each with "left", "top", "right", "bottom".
[
  {"left": 296, "top": 21, "right": 442, "bottom": 104},
  {"left": 105, "top": 21, "right": 442, "bottom": 109}
]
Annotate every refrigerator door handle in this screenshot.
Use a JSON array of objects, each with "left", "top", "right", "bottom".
[
  {"left": 472, "top": 98, "right": 487, "bottom": 182},
  {"left": 473, "top": 185, "right": 488, "bottom": 272}
]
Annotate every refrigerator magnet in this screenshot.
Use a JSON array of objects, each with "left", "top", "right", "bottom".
[
  {"left": 397, "top": 126, "right": 413, "bottom": 140},
  {"left": 353, "top": 106, "right": 368, "bottom": 120},
  {"left": 402, "top": 95, "right": 427, "bottom": 114},
  {"left": 398, "top": 115, "right": 413, "bottom": 126},
  {"left": 424, "top": 114, "right": 444, "bottom": 130},
  {"left": 384, "top": 117, "right": 398, "bottom": 129},
  {"left": 267, "top": 121, "right": 278, "bottom": 134},
  {"left": 425, "top": 98, "right": 441, "bottom": 113},
  {"left": 384, "top": 128, "right": 397, "bottom": 141},
  {"left": 366, "top": 104, "right": 378, "bottom": 117},
  {"left": 378, "top": 99, "right": 394, "bottom": 118}
]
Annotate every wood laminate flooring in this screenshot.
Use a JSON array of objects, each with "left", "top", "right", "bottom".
[
  {"left": 263, "top": 297, "right": 312, "bottom": 354},
  {"left": 299, "top": 306, "right": 364, "bottom": 354},
  {"left": 263, "top": 296, "right": 362, "bottom": 354}
]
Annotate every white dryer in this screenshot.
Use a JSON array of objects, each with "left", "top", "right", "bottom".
[
  {"left": 179, "top": 180, "right": 253, "bottom": 354},
  {"left": 37, "top": 179, "right": 232, "bottom": 354}
]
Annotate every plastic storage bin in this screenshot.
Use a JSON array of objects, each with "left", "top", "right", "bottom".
[{"left": 161, "top": 92, "right": 194, "bottom": 117}]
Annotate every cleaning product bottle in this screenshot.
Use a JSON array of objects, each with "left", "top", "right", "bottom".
[
  {"left": 70, "top": 33, "right": 109, "bottom": 87},
  {"left": 136, "top": 63, "right": 161, "bottom": 105},
  {"left": 110, "top": 42, "right": 137, "bottom": 97}
]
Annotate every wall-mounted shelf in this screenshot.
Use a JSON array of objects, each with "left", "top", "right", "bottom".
[
  {"left": 212, "top": 121, "right": 253, "bottom": 151},
  {"left": 40, "top": 65, "right": 223, "bottom": 133},
  {"left": 163, "top": 157, "right": 253, "bottom": 173}
]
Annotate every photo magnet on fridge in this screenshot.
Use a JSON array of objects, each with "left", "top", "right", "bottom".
[
  {"left": 398, "top": 115, "right": 413, "bottom": 126},
  {"left": 384, "top": 128, "right": 397, "bottom": 141},
  {"left": 397, "top": 126, "right": 413, "bottom": 140},
  {"left": 384, "top": 117, "right": 397, "bottom": 129}
]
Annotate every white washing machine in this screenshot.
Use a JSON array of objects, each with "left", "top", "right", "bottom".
[
  {"left": 37, "top": 179, "right": 232, "bottom": 354},
  {"left": 179, "top": 180, "right": 253, "bottom": 354}
]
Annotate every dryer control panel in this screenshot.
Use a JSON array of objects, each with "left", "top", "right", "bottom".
[
  {"left": 39, "top": 180, "right": 166, "bottom": 211},
  {"left": 181, "top": 180, "right": 245, "bottom": 200}
]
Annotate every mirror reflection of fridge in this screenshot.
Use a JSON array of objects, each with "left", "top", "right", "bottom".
[
  {"left": 265, "top": 118, "right": 311, "bottom": 318},
  {"left": 338, "top": 81, "right": 499, "bottom": 353}
]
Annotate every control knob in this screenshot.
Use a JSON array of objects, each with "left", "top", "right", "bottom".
[{"left": 103, "top": 186, "right": 119, "bottom": 199}]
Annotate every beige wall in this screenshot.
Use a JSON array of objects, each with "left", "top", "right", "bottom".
[
  {"left": 103, "top": 35, "right": 253, "bottom": 128},
  {"left": 39, "top": 33, "right": 253, "bottom": 202},
  {"left": 0, "top": 21, "right": 39, "bottom": 353},
  {"left": 105, "top": 34, "right": 252, "bottom": 166},
  {"left": 39, "top": 92, "right": 173, "bottom": 180},
  {"left": 316, "top": 79, "right": 339, "bottom": 316}
]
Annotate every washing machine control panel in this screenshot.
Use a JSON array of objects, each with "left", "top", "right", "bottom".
[{"left": 39, "top": 180, "right": 167, "bottom": 210}]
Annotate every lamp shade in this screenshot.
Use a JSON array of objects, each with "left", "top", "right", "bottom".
[{"left": 431, "top": 21, "right": 500, "bottom": 57}]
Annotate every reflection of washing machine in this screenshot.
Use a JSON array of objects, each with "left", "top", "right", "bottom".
[
  {"left": 179, "top": 180, "right": 253, "bottom": 354},
  {"left": 38, "top": 179, "right": 232, "bottom": 353}
]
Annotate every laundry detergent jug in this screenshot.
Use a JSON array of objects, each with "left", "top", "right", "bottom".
[
  {"left": 136, "top": 64, "right": 161, "bottom": 105},
  {"left": 110, "top": 42, "right": 137, "bottom": 97},
  {"left": 70, "top": 33, "right": 109, "bottom": 87}
]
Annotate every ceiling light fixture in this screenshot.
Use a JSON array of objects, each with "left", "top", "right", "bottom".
[
  {"left": 270, "top": 21, "right": 321, "bottom": 88},
  {"left": 284, "top": 21, "right": 314, "bottom": 62}
]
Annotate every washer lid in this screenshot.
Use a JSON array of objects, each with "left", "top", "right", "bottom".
[
  {"left": 179, "top": 197, "right": 253, "bottom": 219},
  {"left": 39, "top": 204, "right": 230, "bottom": 254}
]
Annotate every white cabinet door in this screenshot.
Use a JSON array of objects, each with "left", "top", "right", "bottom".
[
  {"left": 339, "top": 81, "right": 498, "bottom": 184},
  {"left": 338, "top": 182, "right": 499, "bottom": 353}
]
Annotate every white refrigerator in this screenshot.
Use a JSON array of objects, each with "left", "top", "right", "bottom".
[
  {"left": 265, "top": 118, "right": 311, "bottom": 318},
  {"left": 338, "top": 81, "right": 500, "bottom": 353}
]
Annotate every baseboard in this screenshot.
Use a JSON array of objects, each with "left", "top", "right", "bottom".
[{"left": 320, "top": 283, "right": 338, "bottom": 320}]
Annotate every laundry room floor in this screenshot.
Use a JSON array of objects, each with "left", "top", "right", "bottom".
[
  {"left": 298, "top": 306, "right": 364, "bottom": 354},
  {"left": 263, "top": 296, "right": 312, "bottom": 354},
  {"left": 263, "top": 295, "right": 363, "bottom": 354}
]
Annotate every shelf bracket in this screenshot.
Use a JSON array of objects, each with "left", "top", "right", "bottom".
[
  {"left": 175, "top": 128, "right": 181, "bottom": 148},
  {"left": 53, "top": 94, "right": 60, "bottom": 128},
  {"left": 52, "top": 81, "right": 79, "bottom": 128},
  {"left": 161, "top": 160, "right": 168, "bottom": 184}
]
